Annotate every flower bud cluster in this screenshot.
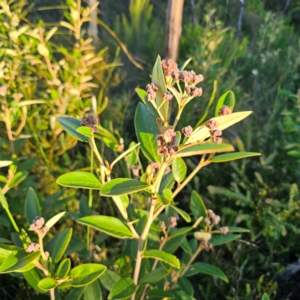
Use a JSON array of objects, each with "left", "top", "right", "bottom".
[
  {"left": 168, "top": 214, "right": 179, "bottom": 228},
  {"left": 200, "top": 240, "right": 213, "bottom": 250},
  {"left": 81, "top": 114, "right": 98, "bottom": 132},
  {"left": 185, "top": 86, "right": 203, "bottom": 97},
  {"left": 131, "top": 164, "right": 140, "bottom": 178},
  {"left": 146, "top": 83, "right": 158, "bottom": 101},
  {"left": 206, "top": 119, "right": 222, "bottom": 144},
  {"left": 181, "top": 125, "right": 193, "bottom": 137},
  {"left": 156, "top": 129, "right": 178, "bottom": 156},
  {"left": 162, "top": 91, "right": 173, "bottom": 101},
  {"left": 161, "top": 59, "right": 178, "bottom": 76},
  {"left": 218, "top": 105, "right": 232, "bottom": 116},
  {"left": 206, "top": 209, "right": 221, "bottom": 225},
  {"left": 25, "top": 242, "right": 40, "bottom": 253},
  {"left": 29, "top": 216, "right": 49, "bottom": 237},
  {"left": 219, "top": 226, "right": 229, "bottom": 234},
  {"left": 170, "top": 69, "right": 204, "bottom": 86}
]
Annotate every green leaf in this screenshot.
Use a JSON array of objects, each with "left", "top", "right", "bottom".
[
  {"left": 45, "top": 211, "right": 66, "bottom": 229},
  {"left": 25, "top": 187, "right": 41, "bottom": 224},
  {"left": 56, "top": 172, "right": 102, "bottom": 189},
  {"left": 55, "top": 258, "right": 71, "bottom": 279},
  {"left": 148, "top": 289, "right": 174, "bottom": 298},
  {"left": 193, "top": 262, "right": 228, "bottom": 282},
  {"left": 215, "top": 90, "right": 235, "bottom": 117},
  {"left": 159, "top": 172, "right": 175, "bottom": 194},
  {"left": 188, "top": 111, "right": 252, "bottom": 144},
  {"left": 99, "top": 269, "right": 121, "bottom": 291},
  {"left": 135, "top": 103, "right": 160, "bottom": 162},
  {"left": 109, "top": 277, "right": 136, "bottom": 299},
  {"left": 170, "top": 227, "right": 193, "bottom": 238},
  {"left": 143, "top": 250, "right": 180, "bottom": 269},
  {"left": 69, "top": 263, "right": 106, "bottom": 287},
  {"left": 135, "top": 88, "right": 159, "bottom": 118},
  {"left": 8, "top": 171, "right": 28, "bottom": 188},
  {"left": 84, "top": 280, "right": 102, "bottom": 300},
  {"left": 0, "top": 160, "right": 12, "bottom": 168},
  {"left": 139, "top": 267, "right": 169, "bottom": 284},
  {"left": 172, "top": 158, "right": 187, "bottom": 183},
  {"left": 51, "top": 228, "right": 72, "bottom": 263},
  {"left": 170, "top": 205, "right": 191, "bottom": 222},
  {"left": 227, "top": 226, "right": 250, "bottom": 233},
  {"left": 178, "top": 277, "right": 194, "bottom": 296},
  {"left": 65, "top": 287, "right": 85, "bottom": 300},
  {"left": 261, "top": 293, "right": 270, "bottom": 300},
  {"left": 101, "top": 178, "right": 149, "bottom": 197},
  {"left": 190, "top": 191, "right": 207, "bottom": 220},
  {"left": 0, "top": 250, "right": 40, "bottom": 273},
  {"left": 78, "top": 216, "right": 133, "bottom": 239},
  {"left": 38, "top": 278, "right": 56, "bottom": 291},
  {"left": 211, "top": 152, "right": 261, "bottom": 163},
  {"left": 23, "top": 269, "right": 45, "bottom": 293},
  {"left": 0, "top": 188, "right": 8, "bottom": 210},
  {"left": 180, "top": 237, "right": 192, "bottom": 254},
  {"left": 163, "top": 234, "right": 186, "bottom": 254},
  {"left": 152, "top": 55, "right": 168, "bottom": 120},
  {"left": 210, "top": 234, "right": 241, "bottom": 246},
  {"left": 57, "top": 116, "right": 88, "bottom": 142},
  {"left": 176, "top": 143, "right": 234, "bottom": 158},
  {"left": 76, "top": 126, "right": 93, "bottom": 137}
]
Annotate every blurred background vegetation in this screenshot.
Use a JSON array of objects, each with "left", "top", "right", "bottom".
[{"left": 0, "top": 0, "right": 300, "bottom": 299}]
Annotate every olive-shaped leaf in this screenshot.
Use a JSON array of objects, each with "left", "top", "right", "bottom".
[
  {"left": 170, "top": 205, "right": 191, "bottom": 223},
  {"left": 25, "top": 187, "right": 41, "bottom": 224},
  {"left": 38, "top": 278, "right": 56, "bottom": 291},
  {"left": 51, "top": 228, "right": 72, "bottom": 263},
  {"left": 101, "top": 178, "right": 149, "bottom": 197},
  {"left": 210, "top": 234, "right": 241, "bottom": 246},
  {"left": 9, "top": 171, "right": 28, "bottom": 188},
  {"left": 57, "top": 117, "right": 88, "bottom": 142},
  {"left": 56, "top": 172, "right": 102, "bottom": 189},
  {"left": 175, "top": 143, "right": 234, "bottom": 158},
  {"left": 45, "top": 211, "right": 66, "bottom": 229},
  {"left": 190, "top": 190, "right": 207, "bottom": 220},
  {"left": 139, "top": 267, "right": 169, "bottom": 284},
  {"left": 193, "top": 262, "right": 228, "bottom": 283},
  {"left": 23, "top": 269, "right": 45, "bottom": 293},
  {"left": 55, "top": 258, "right": 71, "bottom": 279},
  {"left": 143, "top": 250, "right": 180, "bottom": 268},
  {"left": 69, "top": 263, "right": 107, "bottom": 287},
  {"left": 211, "top": 152, "right": 261, "bottom": 163},
  {"left": 84, "top": 279, "right": 102, "bottom": 300},
  {"left": 78, "top": 216, "right": 133, "bottom": 239},
  {"left": 172, "top": 158, "right": 187, "bottom": 183},
  {"left": 135, "top": 103, "right": 160, "bottom": 162},
  {"left": 109, "top": 277, "right": 136, "bottom": 300}
]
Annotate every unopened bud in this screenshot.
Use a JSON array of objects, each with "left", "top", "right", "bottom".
[{"left": 219, "top": 105, "right": 232, "bottom": 116}]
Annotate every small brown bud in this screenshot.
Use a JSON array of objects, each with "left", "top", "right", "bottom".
[
  {"left": 206, "top": 120, "right": 219, "bottom": 129},
  {"left": 162, "top": 91, "right": 173, "bottom": 101},
  {"left": 131, "top": 165, "right": 140, "bottom": 177},
  {"left": 171, "top": 70, "right": 179, "bottom": 80},
  {"left": 181, "top": 125, "right": 193, "bottom": 137},
  {"left": 213, "top": 215, "right": 221, "bottom": 225},
  {"left": 204, "top": 217, "right": 211, "bottom": 225},
  {"left": 210, "top": 129, "right": 222, "bottom": 137},
  {"left": 212, "top": 137, "right": 223, "bottom": 144},
  {"left": 164, "top": 166, "right": 171, "bottom": 175},
  {"left": 146, "top": 90, "right": 156, "bottom": 101},
  {"left": 206, "top": 209, "right": 215, "bottom": 218},
  {"left": 146, "top": 83, "right": 158, "bottom": 92},
  {"left": 220, "top": 226, "right": 229, "bottom": 234},
  {"left": 161, "top": 59, "right": 178, "bottom": 76},
  {"left": 168, "top": 216, "right": 177, "bottom": 228},
  {"left": 163, "top": 129, "right": 176, "bottom": 144},
  {"left": 192, "top": 74, "right": 204, "bottom": 85},
  {"left": 26, "top": 242, "right": 40, "bottom": 253},
  {"left": 81, "top": 115, "right": 98, "bottom": 132},
  {"left": 218, "top": 105, "right": 232, "bottom": 116},
  {"left": 159, "top": 221, "right": 166, "bottom": 231},
  {"left": 33, "top": 216, "right": 45, "bottom": 230},
  {"left": 39, "top": 227, "right": 49, "bottom": 236}
]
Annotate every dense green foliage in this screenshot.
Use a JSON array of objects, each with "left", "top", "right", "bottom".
[{"left": 0, "top": 0, "right": 299, "bottom": 299}]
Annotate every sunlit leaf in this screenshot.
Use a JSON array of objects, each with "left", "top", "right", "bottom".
[
  {"left": 211, "top": 152, "right": 261, "bottom": 163},
  {"left": 78, "top": 216, "right": 133, "bottom": 239},
  {"left": 101, "top": 178, "right": 148, "bottom": 197},
  {"left": 215, "top": 90, "right": 235, "bottom": 117},
  {"left": 57, "top": 117, "right": 88, "bottom": 142},
  {"left": 56, "top": 172, "right": 102, "bottom": 189},
  {"left": 143, "top": 250, "right": 180, "bottom": 268}
]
